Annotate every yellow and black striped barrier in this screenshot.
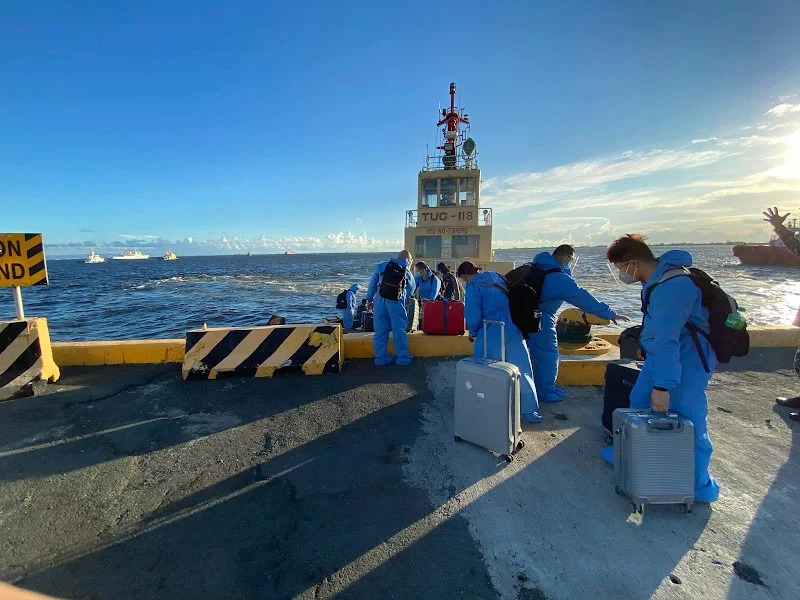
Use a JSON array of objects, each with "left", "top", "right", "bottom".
[
  {"left": 182, "top": 324, "right": 343, "bottom": 380},
  {"left": 0, "top": 318, "right": 60, "bottom": 401}
]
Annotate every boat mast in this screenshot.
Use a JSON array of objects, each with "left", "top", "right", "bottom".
[{"left": 436, "top": 82, "right": 469, "bottom": 169}]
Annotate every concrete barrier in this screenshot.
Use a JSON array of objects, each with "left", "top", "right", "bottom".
[
  {"left": 182, "top": 324, "right": 342, "bottom": 380},
  {"left": 52, "top": 339, "right": 185, "bottom": 366},
  {"left": 1, "top": 317, "right": 60, "bottom": 401},
  {"left": 47, "top": 325, "right": 799, "bottom": 388}
]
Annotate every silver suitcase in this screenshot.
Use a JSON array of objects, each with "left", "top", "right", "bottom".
[
  {"left": 454, "top": 320, "right": 524, "bottom": 463},
  {"left": 613, "top": 408, "right": 695, "bottom": 514}
]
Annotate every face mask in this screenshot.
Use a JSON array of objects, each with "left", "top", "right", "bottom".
[{"left": 618, "top": 262, "right": 638, "bottom": 285}]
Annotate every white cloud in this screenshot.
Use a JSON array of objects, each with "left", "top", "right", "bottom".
[
  {"left": 45, "top": 231, "right": 403, "bottom": 254},
  {"left": 355, "top": 218, "right": 363, "bottom": 224},
  {"left": 119, "top": 233, "right": 159, "bottom": 239},
  {"left": 766, "top": 103, "right": 800, "bottom": 117},
  {"left": 691, "top": 137, "right": 718, "bottom": 144},
  {"left": 485, "top": 147, "right": 727, "bottom": 214}
]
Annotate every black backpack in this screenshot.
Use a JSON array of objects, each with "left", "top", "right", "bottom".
[
  {"left": 335, "top": 290, "right": 349, "bottom": 309},
  {"left": 498, "top": 263, "right": 560, "bottom": 337},
  {"left": 642, "top": 267, "right": 749, "bottom": 371},
  {"left": 379, "top": 261, "right": 407, "bottom": 301}
]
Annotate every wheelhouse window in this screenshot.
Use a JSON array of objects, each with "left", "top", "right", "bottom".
[
  {"left": 422, "top": 180, "right": 438, "bottom": 207},
  {"left": 459, "top": 177, "right": 476, "bottom": 206},
  {"left": 452, "top": 235, "right": 480, "bottom": 258},
  {"left": 440, "top": 178, "right": 457, "bottom": 206},
  {"left": 415, "top": 235, "right": 442, "bottom": 258}
]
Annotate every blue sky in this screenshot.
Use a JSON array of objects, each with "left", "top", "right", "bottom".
[{"left": 3, "top": 1, "right": 800, "bottom": 254}]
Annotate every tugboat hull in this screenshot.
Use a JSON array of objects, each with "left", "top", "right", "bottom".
[{"left": 733, "top": 244, "right": 800, "bottom": 267}]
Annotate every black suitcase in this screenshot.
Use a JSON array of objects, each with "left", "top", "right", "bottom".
[
  {"left": 603, "top": 360, "right": 642, "bottom": 434},
  {"left": 362, "top": 311, "right": 374, "bottom": 332}
]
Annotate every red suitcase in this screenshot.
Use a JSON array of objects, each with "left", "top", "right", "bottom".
[{"left": 422, "top": 301, "right": 466, "bottom": 335}]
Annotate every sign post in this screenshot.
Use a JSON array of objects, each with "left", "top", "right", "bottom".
[
  {"left": 0, "top": 233, "right": 49, "bottom": 318},
  {"left": 13, "top": 286, "right": 24, "bottom": 319}
]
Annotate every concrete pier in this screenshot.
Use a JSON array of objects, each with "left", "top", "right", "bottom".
[{"left": 0, "top": 349, "right": 797, "bottom": 599}]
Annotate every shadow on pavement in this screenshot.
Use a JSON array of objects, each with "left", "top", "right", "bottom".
[{"left": 13, "top": 360, "right": 496, "bottom": 600}]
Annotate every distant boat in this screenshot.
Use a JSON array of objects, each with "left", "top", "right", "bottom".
[
  {"left": 85, "top": 248, "right": 105, "bottom": 264},
  {"left": 111, "top": 249, "right": 149, "bottom": 260},
  {"left": 284, "top": 251, "right": 296, "bottom": 255},
  {"left": 733, "top": 219, "right": 800, "bottom": 267},
  {"left": 247, "top": 251, "right": 252, "bottom": 257},
  {"left": 161, "top": 248, "right": 178, "bottom": 261}
]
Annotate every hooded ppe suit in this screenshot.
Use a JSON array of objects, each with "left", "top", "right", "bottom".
[
  {"left": 342, "top": 283, "right": 360, "bottom": 329},
  {"left": 525, "top": 252, "right": 616, "bottom": 402},
  {"left": 415, "top": 268, "right": 441, "bottom": 301},
  {"left": 465, "top": 272, "right": 540, "bottom": 419},
  {"left": 366, "top": 258, "right": 417, "bottom": 366},
  {"left": 601, "top": 250, "right": 719, "bottom": 503}
]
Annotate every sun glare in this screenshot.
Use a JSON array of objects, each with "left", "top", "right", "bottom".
[{"left": 773, "top": 128, "right": 800, "bottom": 179}]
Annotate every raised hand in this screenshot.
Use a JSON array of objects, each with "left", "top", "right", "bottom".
[{"left": 763, "top": 206, "right": 790, "bottom": 229}]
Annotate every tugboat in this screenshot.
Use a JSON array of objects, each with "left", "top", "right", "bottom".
[
  {"left": 161, "top": 248, "right": 178, "bottom": 260},
  {"left": 733, "top": 215, "right": 800, "bottom": 267},
  {"left": 111, "top": 249, "right": 150, "bottom": 260},
  {"left": 404, "top": 83, "right": 513, "bottom": 273},
  {"left": 85, "top": 248, "right": 105, "bottom": 264}
]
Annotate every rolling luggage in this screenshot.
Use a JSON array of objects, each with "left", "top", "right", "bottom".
[
  {"left": 613, "top": 408, "right": 695, "bottom": 514},
  {"left": 362, "top": 311, "right": 374, "bottom": 332},
  {"left": 422, "top": 300, "right": 465, "bottom": 335},
  {"left": 602, "top": 360, "right": 641, "bottom": 434},
  {"left": 454, "top": 320, "right": 524, "bottom": 463},
  {"left": 406, "top": 297, "right": 420, "bottom": 332}
]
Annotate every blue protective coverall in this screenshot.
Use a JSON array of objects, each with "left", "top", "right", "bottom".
[
  {"left": 415, "top": 268, "right": 441, "bottom": 301},
  {"left": 601, "top": 250, "right": 719, "bottom": 503},
  {"left": 366, "top": 258, "right": 417, "bottom": 366},
  {"left": 525, "top": 252, "right": 616, "bottom": 402},
  {"left": 342, "top": 283, "right": 361, "bottom": 329},
  {"left": 465, "top": 272, "right": 540, "bottom": 419}
]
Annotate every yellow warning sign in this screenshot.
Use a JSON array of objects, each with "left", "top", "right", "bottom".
[{"left": 0, "top": 233, "right": 49, "bottom": 288}]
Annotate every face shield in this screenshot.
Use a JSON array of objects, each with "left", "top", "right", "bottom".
[
  {"left": 567, "top": 255, "right": 579, "bottom": 274},
  {"left": 607, "top": 261, "right": 638, "bottom": 289}
]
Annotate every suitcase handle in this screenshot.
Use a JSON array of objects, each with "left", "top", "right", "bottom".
[
  {"left": 646, "top": 416, "right": 684, "bottom": 432},
  {"left": 482, "top": 320, "right": 505, "bottom": 362}
]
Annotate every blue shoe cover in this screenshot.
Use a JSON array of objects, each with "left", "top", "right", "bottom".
[
  {"left": 522, "top": 411, "right": 543, "bottom": 423},
  {"left": 600, "top": 446, "right": 614, "bottom": 465}
]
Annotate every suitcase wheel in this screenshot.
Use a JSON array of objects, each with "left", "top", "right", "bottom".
[
  {"left": 634, "top": 504, "right": 644, "bottom": 515},
  {"left": 614, "top": 486, "right": 621, "bottom": 495},
  {"left": 516, "top": 439, "right": 525, "bottom": 451},
  {"left": 682, "top": 503, "right": 693, "bottom": 514},
  {"left": 502, "top": 454, "right": 515, "bottom": 463},
  {"left": 454, "top": 435, "right": 462, "bottom": 443}
]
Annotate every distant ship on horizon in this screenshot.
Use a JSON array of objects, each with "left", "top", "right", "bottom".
[{"left": 111, "top": 249, "right": 149, "bottom": 260}]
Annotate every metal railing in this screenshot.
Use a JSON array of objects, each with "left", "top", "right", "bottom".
[
  {"left": 422, "top": 153, "right": 479, "bottom": 171},
  {"left": 405, "top": 208, "right": 492, "bottom": 228}
]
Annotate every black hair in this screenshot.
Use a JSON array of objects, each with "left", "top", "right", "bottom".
[
  {"left": 553, "top": 244, "right": 575, "bottom": 260},
  {"left": 606, "top": 234, "right": 657, "bottom": 263}
]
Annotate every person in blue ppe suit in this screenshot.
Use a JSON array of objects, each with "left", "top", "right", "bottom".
[
  {"left": 414, "top": 261, "right": 442, "bottom": 301},
  {"left": 603, "top": 234, "right": 720, "bottom": 503},
  {"left": 457, "top": 261, "right": 542, "bottom": 423},
  {"left": 366, "top": 250, "right": 417, "bottom": 366},
  {"left": 341, "top": 283, "right": 361, "bottom": 329},
  {"left": 526, "top": 244, "right": 628, "bottom": 403}
]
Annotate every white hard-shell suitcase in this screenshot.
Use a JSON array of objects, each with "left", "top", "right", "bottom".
[
  {"left": 613, "top": 408, "right": 695, "bottom": 514},
  {"left": 454, "top": 320, "right": 524, "bottom": 463}
]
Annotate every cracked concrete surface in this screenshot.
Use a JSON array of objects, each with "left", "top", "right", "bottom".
[{"left": 0, "top": 350, "right": 797, "bottom": 599}]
